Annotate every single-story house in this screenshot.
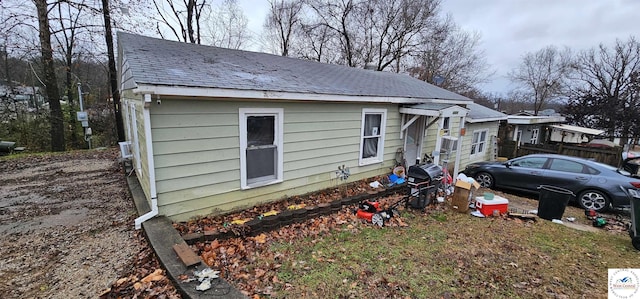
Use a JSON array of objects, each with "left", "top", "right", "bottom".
[
  {"left": 549, "top": 124, "right": 604, "bottom": 144},
  {"left": 500, "top": 113, "right": 566, "bottom": 145},
  {"left": 117, "top": 32, "right": 504, "bottom": 225}
]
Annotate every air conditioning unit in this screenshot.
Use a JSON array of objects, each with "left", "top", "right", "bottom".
[
  {"left": 440, "top": 136, "right": 458, "bottom": 153},
  {"left": 119, "top": 141, "right": 133, "bottom": 159}
]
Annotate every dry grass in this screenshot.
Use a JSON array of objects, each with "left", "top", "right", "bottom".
[{"left": 250, "top": 189, "right": 636, "bottom": 298}]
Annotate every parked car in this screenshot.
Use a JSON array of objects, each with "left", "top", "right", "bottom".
[{"left": 463, "top": 154, "right": 640, "bottom": 212}]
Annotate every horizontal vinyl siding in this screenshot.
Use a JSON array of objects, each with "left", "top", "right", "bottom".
[
  {"left": 126, "top": 98, "right": 153, "bottom": 202},
  {"left": 462, "top": 123, "right": 500, "bottom": 166},
  {"left": 151, "top": 99, "right": 401, "bottom": 221}
]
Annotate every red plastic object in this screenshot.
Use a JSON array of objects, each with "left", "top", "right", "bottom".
[
  {"left": 475, "top": 196, "right": 509, "bottom": 216},
  {"left": 356, "top": 201, "right": 381, "bottom": 222},
  {"left": 356, "top": 209, "right": 375, "bottom": 221}
]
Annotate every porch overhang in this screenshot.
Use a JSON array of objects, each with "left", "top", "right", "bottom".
[
  {"left": 399, "top": 103, "right": 469, "bottom": 118},
  {"left": 399, "top": 103, "right": 469, "bottom": 138}
]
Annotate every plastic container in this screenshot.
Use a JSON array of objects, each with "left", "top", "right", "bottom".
[
  {"left": 475, "top": 195, "right": 509, "bottom": 216},
  {"left": 622, "top": 187, "right": 640, "bottom": 250},
  {"left": 537, "top": 185, "right": 574, "bottom": 221}
]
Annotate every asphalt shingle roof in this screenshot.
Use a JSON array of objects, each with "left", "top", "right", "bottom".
[
  {"left": 466, "top": 103, "right": 507, "bottom": 121},
  {"left": 118, "top": 32, "right": 472, "bottom": 102}
]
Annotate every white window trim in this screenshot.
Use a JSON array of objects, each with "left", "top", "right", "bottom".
[
  {"left": 530, "top": 128, "right": 539, "bottom": 144},
  {"left": 239, "top": 108, "right": 284, "bottom": 190},
  {"left": 470, "top": 129, "right": 488, "bottom": 159},
  {"left": 359, "top": 108, "right": 387, "bottom": 166}
]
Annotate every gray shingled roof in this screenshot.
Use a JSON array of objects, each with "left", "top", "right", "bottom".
[
  {"left": 466, "top": 102, "right": 507, "bottom": 122},
  {"left": 118, "top": 32, "right": 472, "bottom": 102}
]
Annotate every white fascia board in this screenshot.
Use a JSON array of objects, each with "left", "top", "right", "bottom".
[
  {"left": 132, "top": 84, "right": 443, "bottom": 104},
  {"left": 467, "top": 116, "right": 509, "bottom": 123},
  {"left": 507, "top": 115, "right": 565, "bottom": 124},
  {"left": 399, "top": 107, "right": 440, "bottom": 116},
  {"left": 430, "top": 98, "right": 475, "bottom": 105}
]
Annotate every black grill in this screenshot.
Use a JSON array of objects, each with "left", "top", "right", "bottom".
[{"left": 406, "top": 163, "right": 443, "bottom": 209}]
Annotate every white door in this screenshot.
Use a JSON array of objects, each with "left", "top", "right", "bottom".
[{"left": 404, "top": 116, "right": 423, "bottom": 167}]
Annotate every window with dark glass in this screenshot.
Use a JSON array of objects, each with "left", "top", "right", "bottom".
[{"left": 246, "top": 115, "right": 277, "bottom": 183}]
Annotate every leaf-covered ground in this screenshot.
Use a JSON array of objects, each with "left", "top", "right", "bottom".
[{"left": 174, "top": 184, "right": 637, "bottom": 298}]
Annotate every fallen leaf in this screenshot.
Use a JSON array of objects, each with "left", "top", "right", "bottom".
[
  {"left": 133, "top": 282, "right": 143, "bottom": 290},
  {"left": 254, "top": 234, "right": 267, "bottom": 244},
  {"left": 255, "top": 268, "right": 266, "bottom": 278},
  {"left": 141, "top": 269, "right": 165, "bottom": 283}
]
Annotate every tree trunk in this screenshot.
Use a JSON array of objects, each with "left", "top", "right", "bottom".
[
  {"left": 102, "top": 0, "right": 125, "bottom": 142},
  {"left": 35, "top": 0, "right": 65, "bottom": 152}
]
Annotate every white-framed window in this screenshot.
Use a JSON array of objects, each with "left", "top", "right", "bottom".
[
  {"left": 530, "top": 128, "right": 539, "bottom": 144},
  {"left": 359, "top": 108, "right": 387, "bottom": 166},
  {"left": 470, "top": 130, "right": 488, "bottom": 157},
  {"left": 239, "top": 108, "right": 284, "bottom": 189}
]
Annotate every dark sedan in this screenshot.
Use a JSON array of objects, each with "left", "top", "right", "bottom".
[{"left": 463, "top": 154, "right": 640, "bottom": 212}]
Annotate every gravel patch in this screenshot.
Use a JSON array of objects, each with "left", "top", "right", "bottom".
[{"left": 0, "top": 150, "right": 141, "bottom": 298}]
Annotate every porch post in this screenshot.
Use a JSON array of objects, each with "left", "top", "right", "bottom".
[{"left": 453, "top": 114, "right": 466, "bottom": 182}]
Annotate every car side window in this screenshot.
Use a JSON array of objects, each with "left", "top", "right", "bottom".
[
  {"left": 511, "top": 157, "right": 547, "bottom": 169},
  {"left": 585, "top": 166, "right": 599, "bottom": 174},
  {"left": 548, "top": 159, "right": 585, "bottom": 174}
]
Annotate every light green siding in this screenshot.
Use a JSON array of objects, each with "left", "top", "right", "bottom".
[
  {"left": 121, "top": 93, "right": 153, "bottom": 203},
  {"left": 459, "top": 122, "right": 500, "bottom": 167},
  {"left": 149, "top": 99, "right": 401, "bottom": 221},
  {"left": 421, "top": 116, "right": 500, "bottom": 172}
]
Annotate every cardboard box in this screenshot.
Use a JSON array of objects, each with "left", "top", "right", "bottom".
[
  {"left": 450, "top": 179, "right": 480, "bottom": 213},
  {"left": 454, "top": 179, "right": 480, "bottom": 190},
  {"left": 475, "top": 196, "right": 509, "bottom": 216}
]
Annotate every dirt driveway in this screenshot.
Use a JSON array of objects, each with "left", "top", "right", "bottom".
[{"left": 0, "top": 149, "right": 140, "bottom": 298}]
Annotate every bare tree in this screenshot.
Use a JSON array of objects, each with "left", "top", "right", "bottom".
[
  {"left": 264, "top": 0, "right": 303, "bottom": 56},
  {"left": 408, "top": 16, "right": 491, "bottom": 95},
  {"left": 292, "top": 18, "right": 337, "bottom": 63},
  {"left": 51, "top": 0, "right": 87, "bottom": 148},
  {"left": 203, "top": 0, "right": 250, "bottom": 49},
  {"left": 102, "top": 0, "right": 124, "bottom": 142},
  {"left": 360, "top": 0, "right": 440, "bottom": 71},
  {"left": 153, "top": 0, "right": 207, "bottom": 43},
  {"left": 305, "top": 0, "right": 359, "bottom": 67},
  {"left": 567, "top": 37, "right": 640, "bottom": 143},
  {"left": 508, "top": 45, "right": 572, "bottom": 115},
  {"left": 34, "top": 0, "right": 65, "bottom": 151}
]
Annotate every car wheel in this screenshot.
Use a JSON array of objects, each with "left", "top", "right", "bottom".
[
  {"left": 475, "top": 172, "right": 494, "bottom": 188},
  {"left": 577, "top": 190, "right": 610, "bottom": 213}
]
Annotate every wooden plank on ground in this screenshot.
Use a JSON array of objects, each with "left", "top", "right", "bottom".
[{"left": 172, "top": 243, "right": 201, "bottom": 267}]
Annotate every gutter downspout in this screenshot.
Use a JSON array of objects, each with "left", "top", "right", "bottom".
[{"left": 135, "top": 93, "right": 158, "bottom": 229}]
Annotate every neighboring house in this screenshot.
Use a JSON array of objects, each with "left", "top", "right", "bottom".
[
  {"left": 117, "top": 32, "right": 504, "bottom": 224},
  {"left": 0, "top": 80, "right": 45, "bottom": 114},
  {"left": 549, "top": 124, "right": 604, "bottom": 144},
  {"left": 500, "top": 113, "right": 566, "bottom": 146}
]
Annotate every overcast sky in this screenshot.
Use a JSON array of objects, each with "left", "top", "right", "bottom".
[{"left": 236, "top": 0, "right": 640, "bottom": 95}]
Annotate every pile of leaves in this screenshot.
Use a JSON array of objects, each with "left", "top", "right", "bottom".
[
  {"left": 100, "top": 230, "right": 181, "bottom": 299},
  {"left": 179, "top": 193, "right": 446, "bottom": 296},
  {"left": 173, "top": 178, "right": 380, "bottom": 235}
]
